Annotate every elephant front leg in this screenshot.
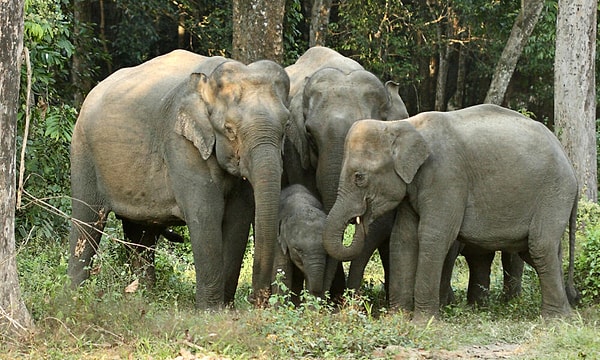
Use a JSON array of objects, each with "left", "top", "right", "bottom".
[
  {"left": 388, "top": 202, "right": 418, "bottom": 312},
  {"left": 222, "top": 183, "right": 254, "bottom": 306},
  {"left": 187, "top": 196, "right": 227, "bottom": 310},
  {"left": 413, "top": 212, "right": 463, "bottom": 321}
]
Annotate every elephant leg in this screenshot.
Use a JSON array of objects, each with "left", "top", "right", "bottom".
[
  {"left": 121, "top": 220, "right": 161, "bottom": 287},
  {"left": 501, "top": 251, "right": 524, "bottom": 301},
  {"left": 222, "top": 182, "right": 254, "bottom": 306},
  {"left": 379, "top": 236, "right": 390, "bottom": 301},
  {"left": 68, "top": 200, "right": 108, "bottom": 287},
  {"left": 347, "top": 210, "right": 393, "bottom": 292},
  {"left": 413, "top": 206, "right": 464, "bottom": 320},
  {"left": 527, "top": 222, "right": 572, "bottom": 317},
  {"left": 389, "top": 201, "right": 418, "bottom": 312},
  {"left": 439, "top": 241, "right": 462, "bottom": 306},
  {"left": 463, "top": 248, "right": 494, "bottom": 305}
]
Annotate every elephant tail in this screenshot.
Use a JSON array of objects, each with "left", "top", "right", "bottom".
[{"left": 566, "top": 195, "right": 580, "bottom": 307}]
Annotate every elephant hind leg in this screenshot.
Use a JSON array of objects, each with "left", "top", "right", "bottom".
[
  {"left": 122, "top": 220, "right": 162, "bottom": 287},
  {"left": 526, "top": 222, "right": 572, "bottom": 317},
  {"left": 501, "top": 251, "right": 524, "bottom": 301}
]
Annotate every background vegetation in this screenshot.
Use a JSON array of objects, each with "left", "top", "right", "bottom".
[{"left": 7, "top": 0, "right": 600, "bottom": 358}]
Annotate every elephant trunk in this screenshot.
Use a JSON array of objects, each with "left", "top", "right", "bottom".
[
  {"left": 323, "top": 197, "right": 367, "bottom": 261},
  {"left": 248, "top": 143, "right": 282, "bottom": 303},
  {"left": 316, "top": 140, "right": 345, "bottom": 212},
  {"left": 304, "top": 257, "right": 326, "bottom": 296}
]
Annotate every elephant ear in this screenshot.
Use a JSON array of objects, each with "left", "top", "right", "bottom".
[
  {"left": 284, "top": 86, "right": 311, "bottom": 169},
  {"left": 382, "top": 81, "right": 409, "bottom": 120},
  {"left": 174, "top": 73, "right": 215, "bottom": 160},
  {"left": 391, "top": 121, "right": 430, "bottom": 184}
]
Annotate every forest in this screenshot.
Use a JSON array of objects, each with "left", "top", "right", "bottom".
[{"left": 1, "top": 0, "right": 600, "bottom": 358}]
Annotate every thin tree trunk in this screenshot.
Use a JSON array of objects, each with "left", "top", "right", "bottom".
[
  {"left": 554, "top": 0, "right": 597, "bottom": 202},
  {"left": 484, "top": 0, "right": 545, "bottom": 105},
  {"left": 309, "top": 0, "right": 332, "bottom": 47},
  {"left": 232, "top": 0, "right": 286, "bottom": 64},
  {"left": 0, "top": 0, "right": 34, "bottom": 336},
  {"left": 72, "top": 0, "right": 92, "bottom": 107}
]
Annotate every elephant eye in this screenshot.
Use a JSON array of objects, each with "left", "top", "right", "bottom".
[{"left": 354, "top": 172, "right": 367, "bottom": 187}]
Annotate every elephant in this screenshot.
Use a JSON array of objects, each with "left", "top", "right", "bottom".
[
  {"left": 323, "top": 104, "right": 579, "bottom": 320},
  {"left": 67, "top": 49, "right": 290, "bottom": 309},
  {"left": 272, "top": 184, "right": 329, "bottom": 303},
  {"left": 283, "top": 46, "right": 409, "bottom": 295}
]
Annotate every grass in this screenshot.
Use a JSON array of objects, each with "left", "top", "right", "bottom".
[{"left": 3, "top": 214, "right": 600, "bottom": 359}]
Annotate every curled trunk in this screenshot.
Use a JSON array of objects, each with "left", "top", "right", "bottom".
[{"left": 323, "top": 200, "right": 367, "bottom": 261}]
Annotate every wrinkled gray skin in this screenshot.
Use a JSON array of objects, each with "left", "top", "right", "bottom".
[
  {"left": 324, "top": 104, "right": 579, "bottom": 320},
  {"left": 284, "top": 46, "right": 409, "bottom": 294},
  {"left": 272, "top": 184, "right": 328, "bottom": 303},
  {"left": 68, "top": 50, "right": 290, "bottom": 309}
]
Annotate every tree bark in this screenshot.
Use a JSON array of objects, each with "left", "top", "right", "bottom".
[
  {"left": 309, "top": 0, "right": 332, "bottom": 47},
  {"left": 232, "top": 0, "right": 286, "bottom": 64},
  {"left": 554, "top": 0, "right": 598, "bottom": 202},
  {"left": 484, "top": 0, "right": 545, "bottom": 105},
  {"left": 72, "top": 0, "right": 93, "bottom": 107},
  {"left": 0, "top": 0, "right": 34, "bottom": 336}
]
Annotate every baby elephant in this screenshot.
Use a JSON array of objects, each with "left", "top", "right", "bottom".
[{"left": 273, "top": 184, "right": 330, "bottom": 303}]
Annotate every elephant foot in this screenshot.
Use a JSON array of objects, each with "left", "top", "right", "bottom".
[
  {"left": 411, "top": 309, "right": 438, "bottom": 325},
  {"left": 249, "top": 288, "right": 272, "bottom": 308}
]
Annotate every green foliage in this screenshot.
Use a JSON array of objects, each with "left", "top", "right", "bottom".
[
  {"left": 282, "top": 0, "right": 307, "bottom": 66},
  {"left": 16, "top": 0, "right": 84, "bottom": 241},
  {"left": 575, "top": 201, "right": 600, "bottom": 305}
]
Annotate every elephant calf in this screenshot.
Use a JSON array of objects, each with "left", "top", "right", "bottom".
[
  {"left": 273, "top": 184, "right": 332, "bottom": 303},
  {"left": 324, "top": 104, "right": 579, "bottom": 320}
]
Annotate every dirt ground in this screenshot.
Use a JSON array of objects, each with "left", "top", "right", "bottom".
[{"left": 373, "top": 342, "right": 522, "bottom": 359}]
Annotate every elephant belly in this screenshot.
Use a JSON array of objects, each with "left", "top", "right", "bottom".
[
  {"left": 93, "top": 149, "right": 182, "bottom": 223},
  {"left": 457, "top": 213, "right": 530, "bottom": 253}
]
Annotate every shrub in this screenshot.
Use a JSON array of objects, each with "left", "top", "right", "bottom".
[{"left": 574, "top": 201, "right": 600, "bottom": 305}]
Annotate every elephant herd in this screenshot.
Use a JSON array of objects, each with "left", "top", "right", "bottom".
[{"left": 67, "top": 46, "right": 579, "bottom": 320}]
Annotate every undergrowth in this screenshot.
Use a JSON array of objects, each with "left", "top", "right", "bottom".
[{"left": 3, "top": 201, "right": 600, "bottom": 359}]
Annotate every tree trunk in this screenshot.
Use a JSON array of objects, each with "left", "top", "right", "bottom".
[
  {"left": 0, "top": 0, "right": 34, "bottom": 336},
  {"left": 72, "top": 0, "right": 93, "bottom": 107},
  {"left": 554, "top": 0, "right": 598, "bottom": 202},
  {"left": 309, "top": 0, "right": 332, "bottom": 47},
  {"left": 484, "top": 0, "right": 545, "bottom": 105},
  {"left": 232, "top": 0, "right": 286, "bottom": 64}
]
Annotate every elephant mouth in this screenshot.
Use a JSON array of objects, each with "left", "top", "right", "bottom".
[{"left": 342, "top": 211, "right": 368, "bottom": 248}]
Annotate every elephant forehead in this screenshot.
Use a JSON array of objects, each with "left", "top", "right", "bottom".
[{"left": 347, "top": 120, "right": 383, "bottom": 150}]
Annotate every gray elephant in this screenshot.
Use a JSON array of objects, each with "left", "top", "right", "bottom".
[
  {"left": 68, "top": 49, "right": 290, "bottom": 309},
  {"left": 323, "top": 104, "right": 579, "bottom": 320},
  {"left": 283, "top": 46, "right": 409, "bottom": 294},
  {"left": 272, "top": 184, "right": 328, "bottom": 303}
]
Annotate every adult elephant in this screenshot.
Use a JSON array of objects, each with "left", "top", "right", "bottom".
[
  {"left": 284, "top": 46, "right": 409, "bottom": 293},
  {"left": 273, "top": 184, "right": 328, "bottom": 303},
  {"left": 323, "top": 104, "right": 579, "bottom": 320},
  {"left": 68, "top": 50, "right": 290, "bottom": 309}
]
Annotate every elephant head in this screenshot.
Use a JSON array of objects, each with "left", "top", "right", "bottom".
[
  {"left": 174, "top": 59, "right": 291, "bottom": 299},
  {"left": 323, "top": 119, "right": 430, "bottom": 261},
  {"left": 286, "top": 67, "right": 408, "bottom": 211}
]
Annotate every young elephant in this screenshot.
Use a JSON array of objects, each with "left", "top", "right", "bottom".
[
  {"left": 273, "top": 185, "right": 329, "bottom": 303},
  {"left": 324, "top": 104, "right": 579, "bottom": 320}
]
